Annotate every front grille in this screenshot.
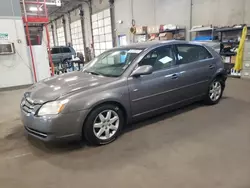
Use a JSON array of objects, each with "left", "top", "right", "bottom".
[{"left": 21, "top": 97, "right": 41, "bottom": 114}]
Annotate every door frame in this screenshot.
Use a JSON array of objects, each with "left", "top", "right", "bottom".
[
  {"left": 172, "top": 43, "right": 216, "bottom": 99},
  {"left": 128, "top": 44, "right": 177, "bottom": 76},
  {"left": 128, "top": 44, "right": 180, "bottom": 117}
]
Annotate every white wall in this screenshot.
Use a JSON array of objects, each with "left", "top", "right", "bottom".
[
  {"left": 0, "top": 0, "right": 33, "bottom": 89},
  {"left": 114, "top": 0, "right": 250, "bottom": 42},
  {"left": 0, "top": 19, "right": 33, "bottom": 89},
  {"left": 114, "top": 0, "right": 192, "bottom": 42},
  {"left": 192, "top": 0, "right": 247, "bottom": 26},
  {"left": 48, "top": 0, "right": 250, "bottom": 51}
]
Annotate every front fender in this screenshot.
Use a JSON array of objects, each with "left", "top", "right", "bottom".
[
  {"left": 85, "top": 92, "right": 130, "bottom": 111},
  {"left": 64, "top": 88, "right": 131, "bottom": 116}
]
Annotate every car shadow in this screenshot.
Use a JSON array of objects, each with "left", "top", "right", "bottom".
[
  {"left": 126, "top": 96, "right": 229, "bottom": 133},
  {"left": 27, "top": 136, "right": 87, "bottom": 154},
  {"left": 124, "top": 102, "right": 202, "bottom": 134},
  {"left": 28, "top": 97, "right": 230, "bottom": 154},
  {"left": 28, "top": 102, "right": 201, "bottom": 153},
  {"left": 23, "top": 96, "right": 236, "bottom": 171}
]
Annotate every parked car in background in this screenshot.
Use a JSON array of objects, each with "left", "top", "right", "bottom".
[
  {"left": 51, "top": 46, "right": 76, "bottom": 64},
  {"left": 21, "top": 40, "right": 227, "bottom": 146}
]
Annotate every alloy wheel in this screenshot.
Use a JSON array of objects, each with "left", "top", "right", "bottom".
[
  {"left": 93, "top": 110, "right": 120, "bottom": 140},
  {"left": 209, "top": 81, "right": 222, "bottom": 102}
]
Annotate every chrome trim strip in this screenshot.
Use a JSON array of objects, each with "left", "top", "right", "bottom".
[
  {"left": 25, "top": 127, "right": 47, "bottom": 138},
  {"left": 133, "top": 94, "right": 205, "bottom": 117},
  {"left": 132, "top": 80, "right": 208, "bottom": 102},
  {"left": 26, "top": 97, "right": 34, "bottom": 104}
]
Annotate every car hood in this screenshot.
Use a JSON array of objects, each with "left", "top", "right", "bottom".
[{"left": 27, "top": 71, "right": 116, "bottom": 103}]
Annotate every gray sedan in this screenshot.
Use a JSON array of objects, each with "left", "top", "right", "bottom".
[{"left": 20, "top": 40, "right": 227, "bottom": 145}]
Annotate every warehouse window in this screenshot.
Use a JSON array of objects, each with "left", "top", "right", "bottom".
[
  {"left": 176, "top": 44, "right": 212, "bottom": 64},
  {"left": 57, "top": 27, "right": 66, "bottom": 46},
  {"left": 70, "top": 20, "right": 84, "bottom": 56},
  {"left": 92, "top": 9, "right": 113, "bottom": 56},
  {"left": 49, "top": 31, "right": 54, "bottom": 47}
]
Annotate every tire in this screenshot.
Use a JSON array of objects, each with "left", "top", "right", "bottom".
[
  {"left": 204, "top": 77, "right": 224, "bottom": 105},
  {"left": 83, "top": 104, "right": 124, "bottom": 145},
  {"left": 61, "top": 59, "right": 68, "bottom": 66}
]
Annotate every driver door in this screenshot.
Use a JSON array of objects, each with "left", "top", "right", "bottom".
[{"left": 128, "top": 45, "right": 179, "bottom": 118}]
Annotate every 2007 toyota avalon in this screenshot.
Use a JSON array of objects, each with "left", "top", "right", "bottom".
[{"left": 20, "top": 40, "right": 227, "bottom": 145}]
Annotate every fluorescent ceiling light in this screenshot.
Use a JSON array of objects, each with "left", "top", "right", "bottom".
[
  {"left": 29, "top": 7, "right": 43, "bottom": 12},
  {"left": 45, "top": 0, "right": 61, "bottom": 6}
]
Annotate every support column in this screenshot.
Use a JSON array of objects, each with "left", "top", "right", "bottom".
[
  {"left": 80, "top": 5, "right": 89, "bottom": 62},
  {"left": 109, "top": 0, "right": 117, "bottom": 47}
]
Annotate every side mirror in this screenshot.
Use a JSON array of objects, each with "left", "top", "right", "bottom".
[{"left": 131, "top": 65, "right": 153, "bottom": 77}]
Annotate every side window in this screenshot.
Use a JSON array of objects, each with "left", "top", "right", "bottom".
[
  {"left": 139, "top": 46, "right": 175, "bottom": 71},
  {"left": 62, "top": 47, "right": 71, "bottom": 53},
  {"left": 176, "top": 44, "right": 212, "bottom": 64},
  {"left": 51, "top": 48, "right": 60, "bottom": 54}
]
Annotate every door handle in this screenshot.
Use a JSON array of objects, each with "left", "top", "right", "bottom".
[
  {"left": 171, "top": 73, "right": 178, "bottom": 79},
  {"left": 209, "top": 64, "right": 215, "bottom": 69}
]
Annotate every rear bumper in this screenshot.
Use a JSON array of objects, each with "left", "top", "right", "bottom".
[
  {"left": 21, "top": 109, "right": 89, "bottom": 142},
  {"left": 223, "top": 68, "right": 228, "bottom": 80},
  {"left": 221, "top": 69, "right": 228, "bottom": 87}
]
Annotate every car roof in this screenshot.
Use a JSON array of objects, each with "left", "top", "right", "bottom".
[
  {"left": 114, "top": 40, "right": 204, "bottom": 50},
  {"left": 53, "top": 41, "right": 206, "bottom": 50},
  {"left": 52, "top": 46, "right": 72, "bottom": 48}
]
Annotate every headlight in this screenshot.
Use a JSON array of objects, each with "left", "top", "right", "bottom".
[{"left": 38, "top": 99, "right": 69, "bottom": 116}]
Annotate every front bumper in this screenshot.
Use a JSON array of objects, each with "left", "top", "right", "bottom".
[{"left": 21, "top": 109, "right": 89, "bottom": 142}]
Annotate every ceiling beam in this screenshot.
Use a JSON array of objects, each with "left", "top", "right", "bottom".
[{"left": 49, "top": 0, "right": 90, "bottom": 21}]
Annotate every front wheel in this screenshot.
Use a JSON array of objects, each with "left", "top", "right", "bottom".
[
  {"left": 204, "top": 78, "right": 224, "bottom": 105},
  {"left": 83, "top": 104, "right": 124, "bottom": 145}
]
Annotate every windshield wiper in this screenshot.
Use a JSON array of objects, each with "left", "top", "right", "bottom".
[
  {"left": 100, "top": 73, "right": 119, "bottom": 77},
  {"left": 84, "top": 70, "right": 118, "bottom": 77},
  {"left": 84, "top": 70, "right": 100, "bottom": 75}
]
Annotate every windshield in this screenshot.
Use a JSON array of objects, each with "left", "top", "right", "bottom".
[{"left": 83, "top": 48, "right": 143, "bottom": 77}]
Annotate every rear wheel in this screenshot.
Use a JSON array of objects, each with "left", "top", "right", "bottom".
[
  {"left": 61, "top": 59, "right": 69, "bottom": 73},
  {"left": 83, "top": 104, "right": 124, "bottom": 145},
  {"left": 204, "top": 78, "right": 224, "bottom": 105}
]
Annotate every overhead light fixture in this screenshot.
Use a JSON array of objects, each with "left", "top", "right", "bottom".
[
  {"left": 29, "top": 7, "right": 43, "bottom": 12},
  {"left": 45, "top": 0, "right": 61, "bottom": 6}
]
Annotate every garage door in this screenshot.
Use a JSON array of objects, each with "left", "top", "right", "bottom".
[
  {"left": 70, "top": 20, "right": 84, "bottom": 56},
  {"left": 57, "top": 27, "right": 66, "bottom": 46},
  {"left": 92, "top": 9, "right": 113, "bottom": 56}
]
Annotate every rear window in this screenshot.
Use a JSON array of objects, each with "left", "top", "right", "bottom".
[
  {"left": 176, "top": 44, "right": 213, "bottom": 64},
  {"left": 62, "top": 47, "right": 71, "bottom": 53}
]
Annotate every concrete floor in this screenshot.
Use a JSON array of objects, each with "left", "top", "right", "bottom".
[{"left": 0, "top": 78, "right": 250, "bottom": 188}]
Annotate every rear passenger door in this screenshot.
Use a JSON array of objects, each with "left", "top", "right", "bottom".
[
  {"left": 51, "top": 47, "right": 61, "bottom": 63},
  {"left": 174, "top": 44, "right": 216, "bottom": 99},
  {"left": 62, "top": 47, "right": 72, "bottom": 61}
]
